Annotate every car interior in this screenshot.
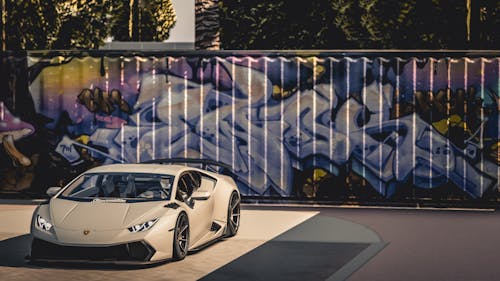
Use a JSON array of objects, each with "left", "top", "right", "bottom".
[{"left": 62, "top": 173, "right": 173, "bottom": 200}]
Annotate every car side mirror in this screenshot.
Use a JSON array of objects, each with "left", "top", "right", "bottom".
[
  {"left": 46, "top": 186, "right": 62, "bottom": 197},
  {"left": 192, "top": 191, "right": 210, "bottom": 200}
]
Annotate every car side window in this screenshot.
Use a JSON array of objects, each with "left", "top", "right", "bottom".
[
  {"left": 197, "top": 173, "right": 216, "bottom": 193},
  {"left": 176, "top": 173, "right": 193, "bottom": 201},
  {"left": 176, "top": 175, "right": 187, "bottom": 202},
  {"left": 188, "top": 172, "right": 201, "bottom": 191},
  {"left": 176, "top": 171, "right": 205, "bottom": 202}
]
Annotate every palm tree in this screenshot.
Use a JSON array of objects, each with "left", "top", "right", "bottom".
[{"left": 195, "top": 0, "right": 220, "bottom": 50}]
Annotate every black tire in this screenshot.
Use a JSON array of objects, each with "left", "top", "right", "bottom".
[
  {"left": 172, "top": 212, "right": 189, "bottom": 260},
  {"left": 225, "top": 191, "right": 240, "bottom": 237}
]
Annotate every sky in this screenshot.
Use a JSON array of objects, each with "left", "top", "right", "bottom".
[{"left": 165, "top": 0, "right": 195, "bottom": 43}]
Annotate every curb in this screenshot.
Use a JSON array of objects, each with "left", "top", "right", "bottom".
[{"left": 0, "top": 199, "right": 48, "bottom": 205}]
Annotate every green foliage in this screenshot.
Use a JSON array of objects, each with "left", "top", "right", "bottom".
[
  {"left": 220, "top": 0, "right": 347, "bottom": 49},
  {"left": 407, "top": 0, "right": 467, "bottom": 49},
  {"left": 53, "top": 0, "right": 111, "bottom": 49},
  {"left": 477, "top": 1, "right": 500, "bottom": 48},
  {"left": 108, "top": 0, "right": 130, "bottom": 41},
  {"left": 220, "top": 0, "right": 472, "bottom": 49},
  {"left": 151, "top": 0, "right": 176, "bottom": 41},
  {"left": 330, "top": 0, "right": 362, "bottom": 43},
  {"left": 110, "top": 0, "right": 176, "bottom": 41},
  {"left": 1, "top": 0, "right": 176, "bottom": 50},
  {"left": 3, "top": 0, "right": 61, "bottom": 49}
]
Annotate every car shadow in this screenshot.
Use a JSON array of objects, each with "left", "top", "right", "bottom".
[
  {"left": 0, "top": 233, "right": 226, "bottom": 270},
  {"left": 0, "top": 234, "right": 165, "bottom": 270},
  {"left": 0, "top": 234, "right": 32, "bottom": 267}
]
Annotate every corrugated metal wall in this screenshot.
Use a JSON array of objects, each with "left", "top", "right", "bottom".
[{"left": 1, "top": 51, "right": 499, "bottom": 204}]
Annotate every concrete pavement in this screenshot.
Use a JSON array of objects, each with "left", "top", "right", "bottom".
[{"left": 0, "top": 204, "right": 318, "bottom": 281}]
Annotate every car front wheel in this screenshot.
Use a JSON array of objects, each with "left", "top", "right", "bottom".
[{"left": 172, "top": 212, "right": 189, "bottom": 260}]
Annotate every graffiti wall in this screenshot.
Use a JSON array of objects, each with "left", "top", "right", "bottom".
[{"left": 1, "top": 51, "right": 499, "bottom": 204}]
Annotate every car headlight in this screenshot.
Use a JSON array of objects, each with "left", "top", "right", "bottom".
[
  {"left": 128, "top": 219, "right": 159, "bottom": 232},
  {"left": 36, "top": 215, "right": 53, "bottom": 231}
]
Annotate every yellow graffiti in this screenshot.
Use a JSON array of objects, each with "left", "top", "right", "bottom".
[
  {"left": 272, "top": 85, "right": 297, "bottom": 100},
  {"left": 74, "top": 135, "right": 90, "bottom": 145},
  {"left": 432, "top": 114, "right": 468, "bottom": 135}
]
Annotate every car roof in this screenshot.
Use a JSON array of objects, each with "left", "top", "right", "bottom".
[{"left": 84, "top": 163, "right": 189, "bottom": 176}]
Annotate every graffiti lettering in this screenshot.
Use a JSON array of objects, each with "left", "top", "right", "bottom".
[
  {"left": 24, "top": 54, "right": 500, "bottom": 202},
  {"left": 77, "top": 88, "right": 131, "bottom": 115},
  {"left": 415, "top": 87, "right": 482, "bottom": 128},
  {"left": 59, "top": 144, "right": 73, "bottom": 154}
]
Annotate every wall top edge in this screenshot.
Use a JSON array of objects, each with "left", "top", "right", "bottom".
[{"left": 2, "top": 49, "right": 500, "bottom": 58}]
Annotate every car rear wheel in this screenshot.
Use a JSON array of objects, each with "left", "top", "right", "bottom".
[
  {"left": 172, "top": 212, "right": 189, "bottom": 260},
  {"left": 226, "top": 191, "right": 240, "bottom": 237}
]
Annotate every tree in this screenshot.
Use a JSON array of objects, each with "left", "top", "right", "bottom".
[
  {"left": 109, "top": 0, "right": 176, "bottom": 41},
  {"left": 330, "top": 0, "right": 468, "bottom": 49},
  {"left": 410, "top": 0, "right": 467, "bottom": 49},
  {"left": 220, "top": 0, "right": 472, "bottom": 49},
  {"left": 357, "top": 0, "right": 417, "bottom": 48},
  {"left": 474, "top": 0, "right": 500, "bottom": 49},
  {"left": 2, "top": 0, "right": 61, "bottom": 50},
  {"left": 53, "top": 0, "right": 111, "bottom": 49},
  {"left": 330, "top": 0, "right": 364, "bottom": 46},
  {"left": 220, "top": 0, "right": 347, "bottom": 49},
  {"left": 0, "top": 0, "right": 176, "bottom": 50},
  {"left": 196, "top": 0, "right": 220, "bottom": 50},
  {"left": 1, "top": 0, "right": 110, "bottom": 50}
]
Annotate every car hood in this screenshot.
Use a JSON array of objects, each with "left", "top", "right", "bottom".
[{"left": 49, "top": 198, "right": 169, "bottom": 231}]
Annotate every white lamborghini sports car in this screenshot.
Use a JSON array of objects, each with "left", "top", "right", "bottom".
[{"left": 29, "top": 159, "right": 241, "bottom": 264}]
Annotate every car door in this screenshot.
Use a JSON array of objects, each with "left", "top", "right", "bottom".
[{"left": 176, "top": 171, "right": 214, "bottom": 245}]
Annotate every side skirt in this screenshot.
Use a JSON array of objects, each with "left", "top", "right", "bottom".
[
  {"left": 188, "top": 235, "right": 226, "bottom": 254},
  {"left": 26, "top": 256, "right": 172, "bottom": 268}
]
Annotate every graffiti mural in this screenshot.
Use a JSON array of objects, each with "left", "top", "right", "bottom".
[{"left": 0, "top": 51, "right": 499, "bottom": 203}]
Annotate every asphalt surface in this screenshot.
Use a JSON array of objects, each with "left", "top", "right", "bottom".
[
  {"left": 1, "top": 203, "right": 500, "bottom": 280},
  {"left": 264, "top": 206, "right": 500, "bottom": 281},
  {"left": 202, "top": 214, "right": 384, "bottom": 281}
]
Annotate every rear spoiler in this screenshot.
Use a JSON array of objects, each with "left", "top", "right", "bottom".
[{"left": 141, "top": 158, "right": 239, "bottom": 179}]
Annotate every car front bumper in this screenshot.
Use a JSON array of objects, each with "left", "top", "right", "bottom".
[{"left": 29, "top": 237, "right": 162, "bottom": 264}]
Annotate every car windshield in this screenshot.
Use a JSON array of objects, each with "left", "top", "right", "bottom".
[{"left": 59, "top": 173, "right": 174, "bottom": 201}]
